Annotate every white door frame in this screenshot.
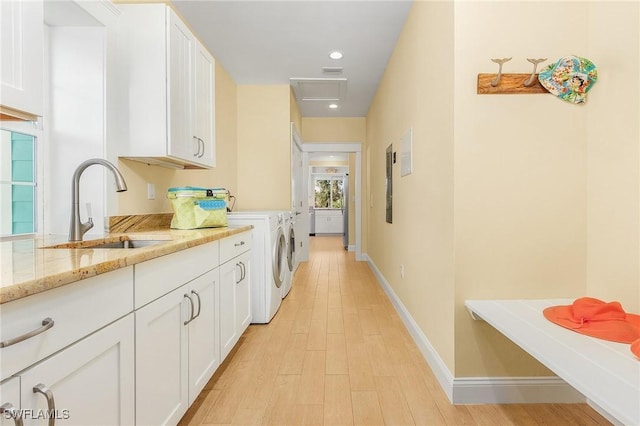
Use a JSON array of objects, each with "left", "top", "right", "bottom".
[
  {"left": 302, "top": 142, "right": 363, "bottom": 261},
  {"left": 290, "top": 124, "right": 307, "bottom": 263}
]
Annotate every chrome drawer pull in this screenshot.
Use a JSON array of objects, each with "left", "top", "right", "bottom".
[
  {"left": 1, "top": 318, "right": 55, "bottom": 348},
  {"left": 234, "top": 241, "right": 245, "bottom": 247},
  {"left": 0, "top": 403, "right": 24, "bottom": 426},
  {"left": 183, "top": 294, "right": 195, "bottom": 325},
  {"left": 191, "top": 290, "right": 202, "bottom": 320},
  {"left": 33, "top": 384, "right": 55, "bottom": 426}
]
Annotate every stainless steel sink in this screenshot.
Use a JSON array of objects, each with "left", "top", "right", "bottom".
[{"left": 44, "top": 236, "right": 172, "bottom": 249}]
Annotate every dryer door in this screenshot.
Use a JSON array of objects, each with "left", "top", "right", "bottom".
[{"left": 272, "top": 228, "right": 286, "bottom": 288}]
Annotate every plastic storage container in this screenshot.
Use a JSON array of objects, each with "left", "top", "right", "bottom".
[{"left": 168, "top": 187, "right": 228, "bottom": 229}]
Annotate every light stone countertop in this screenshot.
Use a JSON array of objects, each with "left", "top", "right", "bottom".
[{"left": 0, "top": 226, "right": 252, "bottom": 304}]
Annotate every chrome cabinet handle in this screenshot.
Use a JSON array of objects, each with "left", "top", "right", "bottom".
[
  {"left": 33, "top": 384, "right": 55, "bottom": 426},
  {"left": 234, "top": 240, "right": 245, "bottom": 247},
  {"left": 0, "top": 403, "right": 24, "bottom": 426},
  {"left": 234, "top": 261, "right": 246, "bottom": 282},
  {"left": 193, "top": 137, "right": 204, "bottom": 158},
  {"left": 193, "top": 136, "right": 199, "bottom": 157},
  {"left": 190, "top": 290, "right": 202, "bottom": 321},
  {"left": 198, "top": 138, "right": 205, "bottom": 158},
  {"left": 1, "top": 318, "right": 54, "bottom": 348},
  {"left": 183, "top": 294, "right": 195, "bottom": 325},
  {"left": 235, "top": 263, "right": 242, "bottom": 284}
]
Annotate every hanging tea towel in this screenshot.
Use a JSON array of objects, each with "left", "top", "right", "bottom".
[{"left": 538, "top": 55, "right": 598, "bottom": 104}]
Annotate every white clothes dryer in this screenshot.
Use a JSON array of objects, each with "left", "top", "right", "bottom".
[{"left": 227, "top": 212, "right": 287, "bottom": 323}]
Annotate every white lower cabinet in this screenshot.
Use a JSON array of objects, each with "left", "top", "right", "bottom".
[
  {"left": 19, "top": 314, "right": 135, "bottom": 425},
  {"left": 219, "top": 251, "right": 251, "bottom": 360},
  {"left": 187, "top": 271, "right": 219, "bottom": 405},
  {"left": 0, "top": 233, "right": 251, "bottom": 426},
  {"left": 315, "top": 209, "right": 344, "bottom": 234},
  {"left": 135, "top": 268, "right": 219, "bottom": 425}
]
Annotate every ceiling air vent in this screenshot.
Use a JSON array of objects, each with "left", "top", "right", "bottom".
[
  {"left": 322, "top": 67, "right": 343, "bottom": 75},
  {"left": 289, "top": 78, "right": 347, "bottom": 102}
]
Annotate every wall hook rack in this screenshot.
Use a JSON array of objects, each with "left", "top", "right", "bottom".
[{"left": 477, "top": 57, "right": 549, "bottom": 95}]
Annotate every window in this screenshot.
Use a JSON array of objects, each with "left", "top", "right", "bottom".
[
  {"left": 314, "top": 175, "right": 344, "bottom": 209},
  {"left": 1, "top": 129, "right": 37, "bottom": 236}
]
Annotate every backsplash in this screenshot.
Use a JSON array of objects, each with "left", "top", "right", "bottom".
[{"left": 107, "top": 213, "right": 173, "bottom": 234}]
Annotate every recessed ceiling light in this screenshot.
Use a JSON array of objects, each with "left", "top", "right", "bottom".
[
  {"left": 329, "top": 51, "right": 343, "bottom": 60},
  {"left": 329, "top": 103, "right": 339, "bottom": 109}
]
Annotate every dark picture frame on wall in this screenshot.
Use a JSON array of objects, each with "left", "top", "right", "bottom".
[{"left": 386, "top": 144, "right": 392, "bottom": 223}]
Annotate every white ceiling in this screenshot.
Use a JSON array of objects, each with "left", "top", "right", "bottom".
[{"left": 172, "top": 0, "right": 413, "bottom": 117}]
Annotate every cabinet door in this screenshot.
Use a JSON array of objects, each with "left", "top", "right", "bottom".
[
  {"left": 236, "top": 252, "right": 252, "bottom": 334},
  {"left": 167, "top": 8, "right": 195, "bottom": 163},
  {"left": 331, "top": 214, "right": 344, "bottom": 234},
  {"left": 315, "top": 215, "right": 329, "bottom": 234},
  {"left": 0, "top": 0, "right": 43, "bottom": 117},
  {"left": 0, "top": 377, "right": 21, "bottom": 426},
  {"left": 187, "top": 269, "right": 219, "bottom": 405},
  {"left": 135, "top": 286, "right": 189, "bottom": 426},
  {"left": 193, "top": 41, "right": 215, "bottom": 167},
  {"left": 219, "top": 260, "right": 238, "bottom": 360},
  {"left": 19, "top": 315, "right": 134, "bottom": 426}
]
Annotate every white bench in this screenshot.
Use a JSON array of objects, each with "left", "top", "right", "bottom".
[{"left": 465, "top": 299, "right": 640, "bottom": 426}]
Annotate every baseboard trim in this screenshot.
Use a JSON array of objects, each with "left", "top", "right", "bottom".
[
  {"left": 452, "top": 376, "right": 584, "bottom": 404},
  {"left": 366, "top": 256, "right": 585, "bottom": 405}
]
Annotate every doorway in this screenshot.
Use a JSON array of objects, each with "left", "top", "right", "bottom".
[{"left": 291, "top": 139, "right": 363, "bottom": 262}]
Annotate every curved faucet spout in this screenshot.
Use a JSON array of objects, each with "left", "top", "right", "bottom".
[{"left": 69, "top": 158, "right": 128, "bottom": 241}]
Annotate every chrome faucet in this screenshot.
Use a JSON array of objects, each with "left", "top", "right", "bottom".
[{"left": 69, "top": 158, "right": 127, "bottom": 241}]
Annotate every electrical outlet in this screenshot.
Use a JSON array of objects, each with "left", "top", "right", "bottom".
[
  {"left": 147, "top": 183, "right": 155, "bottom": 200},
  {"left": 400, "top": 264, "right": 405, "bottom": 279}
]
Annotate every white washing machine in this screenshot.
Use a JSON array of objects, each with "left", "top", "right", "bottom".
[
  {"left": 227, "top": 212, "right": 287, "bottom": 323},
  {"left": 282, "top": 211, "right": 296, "bottom": 298}
]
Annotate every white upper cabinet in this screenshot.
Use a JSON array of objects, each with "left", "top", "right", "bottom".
[
  {"left": 0, "top": 0, "right": 44, "bottom": 119},
  {"left": 194, "top": 41, "right": 216, "bottom": 167},
  {"left": 114, "top": 4, "right": 215, "bottom": 169}
]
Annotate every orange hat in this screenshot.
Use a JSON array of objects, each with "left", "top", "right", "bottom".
[{"left": 543, "top": 297, "right": 640, "bottom": 344}]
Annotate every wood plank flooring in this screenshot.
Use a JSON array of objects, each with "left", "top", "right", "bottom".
[{"left": 179, "top": 237, "right": 610, "bottom": 426}]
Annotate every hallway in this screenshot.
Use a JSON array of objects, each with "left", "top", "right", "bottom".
[{"left": 179, "top": 237, "right": 609, "bottom": 425}]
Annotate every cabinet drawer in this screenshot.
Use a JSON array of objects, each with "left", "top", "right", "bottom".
[
  {"left": 219, "top": 231, "right": 252, "bottom": 264},
  {"left": 0, "top": 267, "right": 133, "bottom": 380},
  {"left": 135, "top": 241, "right": 219, "bottom": 309}
]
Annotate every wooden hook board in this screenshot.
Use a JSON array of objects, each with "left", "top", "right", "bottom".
[{"left": 477, "top": 73, "right": 548, "bottom": 94}]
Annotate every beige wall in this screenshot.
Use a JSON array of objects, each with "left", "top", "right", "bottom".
[
  {"left": 586, "top": 2, "right": 639, "bottom": 311},
  {"left": 366, "top": 1, "right": 456, "bottom": 371},
  {"left": 290, "top": 88, "right": 301, "bottom": 136},
  {"left": 236, "top": 85, "right": 291, "bottom": 210},
  {"left": 117, "top": 61, "right": 239, "bottom": 214},
  {"left": 302, "top": 117, "right": 366, "bottom": 143},
  {"left": 365, "top": 0, "right": 639, "bottom": 378},
  {"left": 453, "top": 1, "right": 587, "bottom": 377},
  {"left": 453, "top": 0, "right": 639, "bottom": 377}
]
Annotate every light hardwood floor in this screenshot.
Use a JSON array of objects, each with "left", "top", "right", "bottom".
[{"left": 179, "top": 236, "right": 610, "bottom": 426}]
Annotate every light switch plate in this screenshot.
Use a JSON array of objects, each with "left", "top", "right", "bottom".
[{"left": 147, "top": 183, "right": 155, "bottom": 200}]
